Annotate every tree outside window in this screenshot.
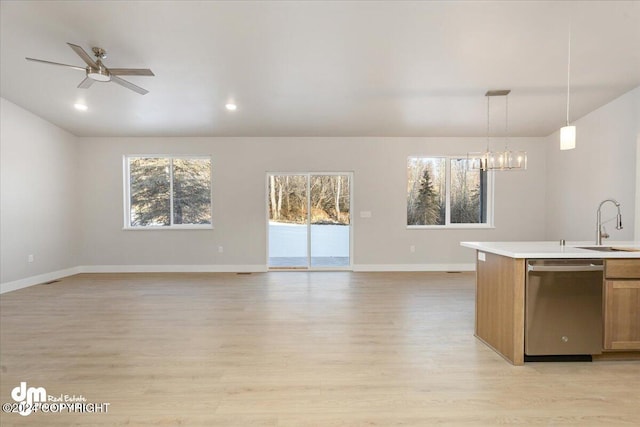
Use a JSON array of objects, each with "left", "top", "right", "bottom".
[
  {"left": 126, "top": 156, "right": 212, "bottom": 228},
  {"left": 407, "top": 157, "right": 489, "bottom": 227}
]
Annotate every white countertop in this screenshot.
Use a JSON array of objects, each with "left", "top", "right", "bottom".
[{"left": 460, "top": 241, "right": 640, "bottom": 259}]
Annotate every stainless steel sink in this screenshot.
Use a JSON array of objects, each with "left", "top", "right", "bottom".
[{"left": 576, "top": 246, "right": 622, "bottom": 252}]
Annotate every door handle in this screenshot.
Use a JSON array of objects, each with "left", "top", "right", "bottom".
[{"left": 527, "top": 264, "right": 604, "bottom": 272}]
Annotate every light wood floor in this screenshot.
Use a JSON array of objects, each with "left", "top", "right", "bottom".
[{"left": 1, "top": 272, "right": 638, "bottom": 426}]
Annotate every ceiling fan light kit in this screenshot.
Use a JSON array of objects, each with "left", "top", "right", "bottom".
[
  {"left": 26, "top": 42, "right": 154, "bottom": 95},
  {"left": 86, "top": 47, "right": 110, "bottom": 82},
  {"left": 87, "top": 66, "right": 110, "bottom": 82}
]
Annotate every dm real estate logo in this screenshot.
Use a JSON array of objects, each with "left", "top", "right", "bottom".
[
  {"left": 10, "top": 382, "right": 46, "bottom": 416},
  {"left": 4, "top": 382, "right": 111, "bottom": 417}
]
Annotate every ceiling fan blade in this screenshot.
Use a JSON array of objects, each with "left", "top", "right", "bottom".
[
  {"left": 108, "top": 68, "right": 154, "bottom": 76},
  {"left": 77, "top": 77, "right": 95, "bottom": 89},
  {"left": 111, "top": 75, "right": 149, "bottom": 95},
  {"left": 25, "top": 57, "right": 85, "bottom": 71},
  {"left": 67, "top": 43, "right": 98, "bottom": 68}
]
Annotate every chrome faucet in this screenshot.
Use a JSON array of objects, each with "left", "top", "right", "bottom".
[{"left": 596, "top": 199, "right": 623, "bottom": 245}]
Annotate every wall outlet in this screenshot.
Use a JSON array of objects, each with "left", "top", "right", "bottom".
[
  {"left": 28, "top": 254, "right": 34, "bottom": 263},
  {"left": 218, "top": 246, "right": 224, "bottom": 253},
  {"left": 410, "top": 245, "right": 416, "bottom": 253},
  {"left": 478, "top": 252, "right": 486, "bottom": 262},
  {"left": 360, "top": 211, "right": 372, "bottom": 218}
]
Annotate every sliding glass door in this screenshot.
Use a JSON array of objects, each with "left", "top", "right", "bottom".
[
  {"left": 309, "top": 174, "right": 350, "bottom": 268},
  {"left": 268, "top": 175, "right": 308, "bottom": 268},
  {"left": 268, "top": 173, "right": 352, "bottom": 269}
]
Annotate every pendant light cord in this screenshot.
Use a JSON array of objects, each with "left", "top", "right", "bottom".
[
  {"left": 486, "top": 95, "right": 490, "bottom": 152},
  {"left": 566, "top": 27, "right": 571, "bottom": 126},
  {"left": 505, "top": 94, "right": 509, "bottom": 150}
]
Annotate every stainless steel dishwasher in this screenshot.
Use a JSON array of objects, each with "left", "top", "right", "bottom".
[{"left": 525, "top": 259, "right": 603, "bottom": 358}]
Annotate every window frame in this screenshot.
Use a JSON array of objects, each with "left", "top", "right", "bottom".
[
  {"left": 123, "top": 154, "right": 213, "bottom": 230},
  {"left": 407, "top": 155, "right": 494, "bottom": 229}
]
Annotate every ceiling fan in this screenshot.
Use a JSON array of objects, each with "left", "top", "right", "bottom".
[{"left": 26, "top": 42, "right": 154, "bottom": 95}]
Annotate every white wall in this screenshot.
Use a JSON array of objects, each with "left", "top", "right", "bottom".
[
  {"left": 4, "top": 85, "right": 636, "bottom": 285},
  {"left": 0, "top": 98, "right": 80, "bottom": 289},
  {"left": 0, "top": 96, "right": 549, "bottom": 286},
  {"left": 636, "top": 133, "right": 640, "bottom": 241},
  {"left": 545, "top": 87, "right": 639, "bottom": 242},
  {"left": 77, "top": 136, "right": 547, "bottom": 271}
]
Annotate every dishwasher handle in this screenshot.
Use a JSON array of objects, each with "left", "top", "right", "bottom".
[{"left": 527, "top": 264, "right": 604, "bottom": 273}]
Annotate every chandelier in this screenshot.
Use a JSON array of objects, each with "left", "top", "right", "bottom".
[{"left": 468, "top": 90, "right": 527, "bottom": 171}]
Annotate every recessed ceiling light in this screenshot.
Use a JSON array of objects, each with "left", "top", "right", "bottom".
[
  {"left": 74, "top": 103, "right": 88, "bottom": 111},
  {"left": 225, "top": 103, "right": 237, "bottom": 111}
]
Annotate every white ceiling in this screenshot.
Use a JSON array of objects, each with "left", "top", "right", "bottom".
[{"left": 1, "top": 1, "right": 639, "bottom": 138}]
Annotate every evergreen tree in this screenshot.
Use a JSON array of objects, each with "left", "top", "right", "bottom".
[
  {"left": 172, "top": 158, "right": 211, "bottom": 224},
  {"left": 129, "top": 158, "right": 211, "bottom": 226},
  {"left": 410, "top": 167, "right": 442, "bottom": 225},
  {"left": 129, "top": 158, "right": 171, "bottom": 226}
]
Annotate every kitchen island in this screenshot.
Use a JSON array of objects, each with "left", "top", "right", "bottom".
[{"left": 461, "top": 241, "right": 640, "bottom": 365}]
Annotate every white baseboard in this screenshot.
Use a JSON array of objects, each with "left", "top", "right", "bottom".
[
  {"left": 353, "top": 263, "right": 475, "bottom": 272},
  {"left": 0, "top": 266, "right": 82, "bottom": 294},
  {"left": 1, "top": 263, "right": 475, "bottom": 294},
  {"left": 78, "top": 264, "right": 269, "bottom": 273}
]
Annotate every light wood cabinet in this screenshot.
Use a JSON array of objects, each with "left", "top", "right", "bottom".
[
  {"left": 475, "top": 252, "right": 525, "bottom": 365},
  {"left": 605, "top": 259, "right": 640, "bottom": 279},
  {"left": 604, "top": 260, "right": 640, "bottom": 350}
]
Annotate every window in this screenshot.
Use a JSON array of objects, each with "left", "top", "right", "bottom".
[
  {"left": 407, "top": 156, "right": 492, "bottom": 227},
  {"left": 124, "top": 155, "right": 212, "bottom": 228}
]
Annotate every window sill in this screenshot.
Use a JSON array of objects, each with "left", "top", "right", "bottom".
[
  {"left": 407, "top": 224, "right": 495, "bottom": 230},
  {"left": 123, "top": 225, "right": 214, "bottom": 231}
]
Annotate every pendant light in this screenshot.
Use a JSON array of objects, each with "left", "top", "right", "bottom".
[
  {"left": 560, "top": 28, "right": 576, "bottom": 150},
  {"left": 469, "top": 90, "right": 527, "bottom": 171}
]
